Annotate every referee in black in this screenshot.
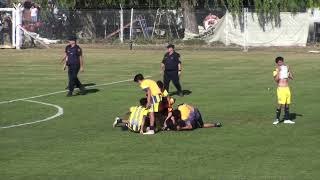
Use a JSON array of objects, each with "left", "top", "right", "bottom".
[
  {"left": 161, "top": 44, "right": 183, "bottom": 96},
  {"left": 64, "top": 35, "right": 86, "bottom": 97}
]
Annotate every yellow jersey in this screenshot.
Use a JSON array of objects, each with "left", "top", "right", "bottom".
[
  {"left": 140, "top": 79, "right": 161, "bottom": 96},
  {"left": 178, "top": 104, "right": 194, "bottom": 121},
  {"left": 162, "top": 89, "right": 169, "bottom": 97},
  {"left": 128, "top": 106, "right": 149, "bottom": 132}
]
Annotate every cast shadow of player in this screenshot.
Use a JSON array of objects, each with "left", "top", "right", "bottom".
[
  {"left": 289, "top": 113, "right": 303, "bottom": 121},
  {"left": 169, "top": 90, "right": 192, "bottom": 96},
  {"left": 65, "top": 83, "right": 96, "bottom": 90},
  {"left": 74, "top": 88, "right": 100, "bottom": 96}
]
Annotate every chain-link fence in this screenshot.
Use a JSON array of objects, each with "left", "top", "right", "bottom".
[
  {"left": 20, "top": 7, "right": 227, "bottom": 44},
  {"left": 18, "top": 5, "right": 318, "bottom": 48}
]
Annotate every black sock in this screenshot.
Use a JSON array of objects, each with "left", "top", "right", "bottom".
[
  {"left": 284, "top": 106, "right": 290, "bottom": 120},
  {"left": 150, "top": 126, "right": 154, "bottom": 130},
  {"left": 276, "top": 108, "right": 281, "bottom": 120}
]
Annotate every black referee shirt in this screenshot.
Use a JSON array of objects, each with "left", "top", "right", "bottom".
[{"left": 162, "top": 51, "right": 181, "bottom": 71}]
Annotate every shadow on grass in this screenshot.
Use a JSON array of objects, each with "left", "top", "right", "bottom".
[
  {"left": 65, "top": 83, "right": 96, "bottom": 90},
  {"left": 74, "top": 89, "right": 100, "bottom": 96},
  {"left": 169, "top": 90, "right": 192, "bottom": 97},
  {"left": 289, "top": 113, "right": 303, "bottom": 121}
]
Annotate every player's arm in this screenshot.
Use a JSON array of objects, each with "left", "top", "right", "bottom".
[
  {"left": 160, "top": 63, "right": 165, "bottom": 74},
  {"left": 273, "top": 67, "right": 280, "bottom": 82},
  {"left": 79, "top": 48, "right": 84, "bottom": 72},
  {"left": 179, "top": 123, "right": 193, "bottom": 130},
  {"left": 80, "top": 55, "right": 84, "bottom": 72},
  {"left": 146, "top": 88, "right": 152, "bottom": 108},
  {"left": 61, "top": 54, "right": 67, "bottom": 64},
  {"left": 140, "top": 116, "right": 146, "bottom": 134},
  {"left": 288, "top": 66, "right": 294, "bottom": 80}
]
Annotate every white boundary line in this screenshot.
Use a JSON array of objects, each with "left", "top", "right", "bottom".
[
  {"left": 0, "top": 76, "right": 151, "bottom": 105},
  {"left": 0, "top": 100, "right": 64, "bottom": 129},
  {"left": 0, "top": 76, "right": 151, "bottom": 129}
]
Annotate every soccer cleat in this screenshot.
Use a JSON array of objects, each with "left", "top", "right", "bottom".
[
  {"left": 214, "top": 122, "right": 222, "bottom": 127},
  {"left": 66, "top": 92, "right": 73, "bottom": 97},
  {"left": 178, "top": 91, "right": 184, "bottom": 97},
  {"left": 113, "top": 117, "right": 121, "bottom": 128},
  {"left": 284, "top": 120, "right": 295, "bottom": 124},
  {"left": 143, "top": 130, "right": 155, "bottom": 135},
  {"left": 273, "top": 119, "right": 280, "bottom": 125}
]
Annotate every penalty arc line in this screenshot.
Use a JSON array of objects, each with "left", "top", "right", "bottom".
[
  {"left": 0, "top": 76, "right": 152, "bottom": 129},
  {"left": 0, "top": 76, "right": 152, "bottom": 105},
  {"left": 0, "top": 100, "right": 64, "bottom": 129}
]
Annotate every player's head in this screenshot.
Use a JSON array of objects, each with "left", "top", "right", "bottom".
[
  {"left": 139, "top": 98, "right": 148, "bottom": 107},
  {"left": 68, "top": 35, "right": 77, "bottom": 46},
  {"left": 275, "top": 56, "right": 284, "bottom": 66},
  {"left": 167, "top": 44, "right": 175, "bottom": 53},
  {"left": 156, "top": 80, "right": 164, "bottom": 91},
  {"left": 134, "top": 74, "right": 144, "bottom": 83}
]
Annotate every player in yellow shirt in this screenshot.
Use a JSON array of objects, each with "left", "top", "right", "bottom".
[
  {"left": 272, "top": 56, "right": 295, "bottom": 125},
  {"left": 113, "top": 98, "right": 149, "bottom": 134},
  {"left": 167, "top": 103, "right": 222, "bottom": 130},
  {"left": 134, "top": 74, "right": 162, "bottom": 135}
]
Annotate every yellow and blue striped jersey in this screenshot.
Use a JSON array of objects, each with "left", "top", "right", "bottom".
[{"left": 128, "top": 106, "right": 149, "bottom": 132}]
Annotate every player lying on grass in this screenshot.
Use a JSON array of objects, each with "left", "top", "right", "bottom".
[
  {"left": 164, "top": 103, "right": 222, "bottom": 131},
  {"left": 113, "top": 98, "right": 149, "bottom": 134},
  {"left": 272, "top": 56, "right": 295, "bottom": 125}
]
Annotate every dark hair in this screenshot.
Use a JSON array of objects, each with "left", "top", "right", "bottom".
[
  {"left": 68, "top": 35, "right": 77, "bottom": 41},
  {"left": 156, "top": 80, "right": 164, "bottom": 91},
  {"left": 172, "top": 109, "right": 181, "bottom": 120},
  {"left": 275, "top": 56, "right": 284, "bottom": 63},
  {"left": 134, "top": 74, "right": 144, "bottom": 82},
  {"left": 167, "top": 44, "right": 175, "bottom": 49},
  {"left": 140, "top": 98, "right": 148, "bottom": 107}
]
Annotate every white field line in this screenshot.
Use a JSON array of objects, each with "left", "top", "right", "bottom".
[
  {"left": 0, "top": 100, "right": 64, "bottom": 129},
  {"left": 0, "top": 76, "right": 151, "bottom": 105}
]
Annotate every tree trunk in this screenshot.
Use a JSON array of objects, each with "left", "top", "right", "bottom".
[
  {"left": 180, "top": 0, "right": 199, "bottom": 34},
  {"left": 79, "top": 11, "right": 96, "bottom": 41}
]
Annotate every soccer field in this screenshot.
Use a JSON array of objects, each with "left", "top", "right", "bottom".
[{"left": 0, "top": 47, "right": 319, "bottom": 180}]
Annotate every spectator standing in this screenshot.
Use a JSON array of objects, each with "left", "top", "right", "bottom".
[{"left": 30, "top": 5, "right": 38, "bottom": 23}]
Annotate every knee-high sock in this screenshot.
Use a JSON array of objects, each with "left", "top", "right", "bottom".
[
  {"left": 276, "top": 108, "right": 281, "bottom": 120},
  {"left": 284, "top": 106, "right": 290, "bottom": 120}
]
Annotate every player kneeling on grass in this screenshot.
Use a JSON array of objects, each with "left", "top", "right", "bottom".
[
  {"left": 272, "top": 56, "right": 295, "bottom": 125},
  {"left": 113, "top": 98, "right": 149, "bottom": 134},
  {"left": 165, "top": 103, "right": 222, "bottom": 131}
]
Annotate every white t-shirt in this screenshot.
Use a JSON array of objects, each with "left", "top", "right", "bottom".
[
  {"left": 31, "top": 8, "right": 38, "bottom": 17},
  {"left": 279, "top": 65, "right": 289, "bottom": 79}
]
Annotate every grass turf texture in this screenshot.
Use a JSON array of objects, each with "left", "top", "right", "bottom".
[{"left": 0, "top": 47, "right": 319, "bottom": 180}]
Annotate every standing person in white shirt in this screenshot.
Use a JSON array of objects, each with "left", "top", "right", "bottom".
[{"left": 30, "top": 5, "right": 38, "bottom": 23}]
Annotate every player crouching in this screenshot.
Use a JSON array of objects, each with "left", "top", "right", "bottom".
[{"left": 113, "top": 98, "right": 149, "bottom": 134}]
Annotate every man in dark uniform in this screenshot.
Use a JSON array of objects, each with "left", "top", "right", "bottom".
[
  {"left": 161, "top": 44, "right": 183, "bottom": 96},
  {"left": 63, "top": 35, "right": 86, "bottom": 97}
]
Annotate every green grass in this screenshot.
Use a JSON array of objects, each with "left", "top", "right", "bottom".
[{"left": 0, "top": 47, "right": 320, "bottom": 180}]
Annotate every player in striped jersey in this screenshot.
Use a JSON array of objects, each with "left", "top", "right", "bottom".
[{"left": 113, "top": 98, "right": 149, "bottom": 134}]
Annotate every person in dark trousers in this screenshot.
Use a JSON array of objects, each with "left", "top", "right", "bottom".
[
  {"left": 161, "top": 44, "right": 183, "bottom": 96},
  {"left": 63, "top": 35, "right": 86, "bottom": 97}
]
